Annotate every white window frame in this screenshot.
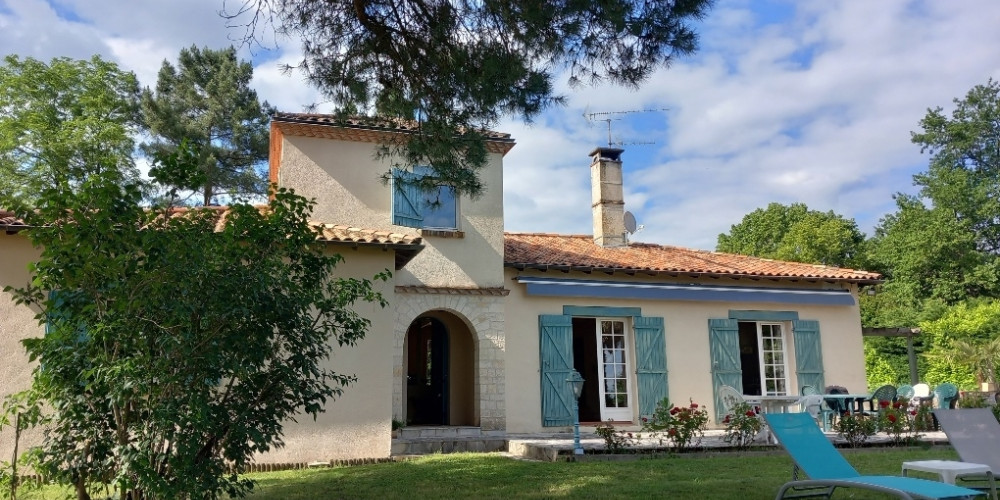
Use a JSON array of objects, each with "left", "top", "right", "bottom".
[
  {"left": 595, "top": 318, "right": 634, "bottom": 421},
  {"left": 756, "top": 322, "right": 791, "bottom": 396}
]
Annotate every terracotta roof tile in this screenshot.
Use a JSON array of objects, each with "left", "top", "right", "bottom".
[
  {"left": 1, "top": 207, "right": 422, "bottom": 267},
  {"left": 272, "top": 112, "right": 516, "bottom": 155},
  {"left": 273, "top": 112, "right": 514, "bottom": 141},
  {"left": 504, "top": 232, "right": 882, "bottom": 284},
  {"left": 0, "top": 210, "right": 28, "bottom": 232}
]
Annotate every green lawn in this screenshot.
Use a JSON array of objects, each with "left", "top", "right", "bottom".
[
  {"left": 243, "top": 447, "right": 967, "bottom": 500},
  {"left": 9, "top": 446, "right": 979, "bottom": 500}
]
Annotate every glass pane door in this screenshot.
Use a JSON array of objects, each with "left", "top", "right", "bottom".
[
  {"left": 758, "top": 323, "right": 788, "bottom": 396},
  {"left": 597, "top": 319, "right": 632, "bottom": 420}
]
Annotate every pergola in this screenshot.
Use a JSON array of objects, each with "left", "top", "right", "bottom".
[{"left": 862, "top": 327, "right": 920, "bottom": 385}]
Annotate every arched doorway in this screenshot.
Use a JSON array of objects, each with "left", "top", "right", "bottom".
[{"left": 404, "top": 312, "right": 476, "bottom": 426}]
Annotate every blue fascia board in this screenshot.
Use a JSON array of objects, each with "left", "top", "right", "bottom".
[
  {"left": 515, "top": 277, "right": 855, "bottom": 306},
  {"left": 562, "top": 305, "right": 642, "bottom": 317},
  {"left": 728, "top": 310, "right": 800, "bottom": 321}
]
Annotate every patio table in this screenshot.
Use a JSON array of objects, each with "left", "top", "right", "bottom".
[
  {"left": 902, "top": 459, "right": 998, "bottom": 500},
  {"left": 823, "top": 393, "right": 869, "bottom": 415}
]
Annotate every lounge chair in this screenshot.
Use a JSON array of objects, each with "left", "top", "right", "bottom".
[
  {"left": 764, "top": 412, "right": 983, "bottom": 499},
  {"left": 934, "top": 408, "right": 1000, "bottom": 499}
]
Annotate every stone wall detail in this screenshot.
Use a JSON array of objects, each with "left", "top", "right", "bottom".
[{"left": 393, "top": 288, "right": 507, "bottom": 431}]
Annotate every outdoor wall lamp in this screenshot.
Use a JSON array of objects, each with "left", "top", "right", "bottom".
[{"left": 567, "top": 370, "right": 585, "bottom": 456}]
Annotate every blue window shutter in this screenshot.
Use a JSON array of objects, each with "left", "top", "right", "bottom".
[
  {"left": 391, "top": 168, "right": 423, "bottom": 228},
  {"left": 793, "top": 320, "right": 825, "bottom": 392},
  {"left": 709, "top": 318, "right": 743, "bottom": 422},
  {"left": 539, "top": 314, "right": 575, "bottom": 427},
  {"left": 634, "top": 316, "right": 668, "bottom": 418}
]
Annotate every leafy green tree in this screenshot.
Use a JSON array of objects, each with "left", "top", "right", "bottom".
[
  {"left": 227, "top": 0, "right": 714, "bottom": 195},
  {"left": 920, "top": 301, "right": 1000, "bottom": 390},
  {"left": 141, "top": 45, "right": 274, "bottom": 205},
  {"left": 865, "top": 195, "right": 999, "bottom": 304},
  {"left": 716, "top": 202, "right": 865, "bottom": 267},
  {"left": 2, "top": 147, "right": 387, "bottom": 500},
  {"left": 911, "top": 78, "right": 1000, "bottom": 255},
  {"left": 0, "top": 55, "right": 141, "bottom": 207}
]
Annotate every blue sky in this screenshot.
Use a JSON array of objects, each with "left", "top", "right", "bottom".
[{"left": 3, "top": 0, "right": 1000, "bottom": 251}]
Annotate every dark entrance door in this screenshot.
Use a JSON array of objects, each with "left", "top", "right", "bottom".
[
  {"left": 406, "top": 317, "right": 450, "bottom": 425},
  {"left": 572, "top": 317, "right": 602, "bottom": 423}
]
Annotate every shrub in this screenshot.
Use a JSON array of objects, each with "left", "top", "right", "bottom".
[
  {"left": 958, "top": 392, "right": 989, "bottom": 408},
  {"left": 641, "top": 398, "right": 709, "bottom": 452},
  {"left": 721, "top": 402, "right": 763, "bottom": 450},
  {"left": 876, "top": 399, "right": 920, "bottom": 446},
  {"left": 594, "top": 420, "right": 638, "bottom": 453},
  {"left": 835, "top": 413, "right": 877, "bottom": 447}
]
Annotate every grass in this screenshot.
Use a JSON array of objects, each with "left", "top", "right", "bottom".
[
  {"left": 7, "top": 446, "right": 975, "bottom": 500},
  {"left": 242, "top": 446, "right": 966, "bottom": 500}
]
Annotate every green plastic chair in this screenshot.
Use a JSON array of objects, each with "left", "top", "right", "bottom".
[
  {"left": 896, "top": 384, "right": 915, "bottom": 401},
  {"left": 866, "top": 384, "right": 898, "bottom": 413},
  {"left": 934, "top": 383, "right": 959, "bottom": 409},
  {"left": 764, "top": 412, "right": 984, "bottom": 499}
]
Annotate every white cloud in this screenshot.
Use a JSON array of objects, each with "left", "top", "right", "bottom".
[{"left": 3, "top": 0, "right": 1000, "bottom": 253}]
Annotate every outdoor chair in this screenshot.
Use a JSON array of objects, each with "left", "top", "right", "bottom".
[
  {"left": 866, "top": 384, "right": 899, "bottom": 413},
  {"left": 933, "top": 408, "right": 1000, "bottom": 499},
  {"left": 897, "top": 384, "right": 915, "bottom": 402},
  {"left": 718, "top": 384, "right": 748, "bottom": 416},
  {"left": 764, "top": 412, "right": 984, "bottom": 499},
  {"left": 797, "top": 394, "right": 835, "bottom": 431},
  {"left": 913, "top": 383, "right": 933, "bottom": 406},
  {"left": 934, "top": 383, "right": 959, "bottom": 409},
  {"left": 801, "top": 385, "right": 818, "bottom": 396}
]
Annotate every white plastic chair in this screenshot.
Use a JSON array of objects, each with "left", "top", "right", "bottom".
[{"left": 913, "top": 383, "right": 931, "bottom": 407}]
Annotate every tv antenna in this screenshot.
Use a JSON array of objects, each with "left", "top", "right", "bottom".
[{"left": 583, "top": 107, "right": 668, "bottom": 147}]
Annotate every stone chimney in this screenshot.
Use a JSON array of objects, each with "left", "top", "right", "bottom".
[{"left": 590, "top": 147, "right": 626, "bottom": 248}]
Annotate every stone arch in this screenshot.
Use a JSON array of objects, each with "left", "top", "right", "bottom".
[{"left": 394, "top": 290, "right": 506, "bottom": 431}]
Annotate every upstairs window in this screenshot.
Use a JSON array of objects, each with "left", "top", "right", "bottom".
[{"left": 391, "top": 166, "right": 458, "bottom": 230}]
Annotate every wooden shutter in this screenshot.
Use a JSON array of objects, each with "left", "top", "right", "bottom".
[
  {"left": 709, "top": 318, "right": 743, "bottom": 422},
  {"left": 391, "top": 168, "right": 423, "bottom": 228},
  {"left": 539, "top": 314, "right": 575, "bottom": 427},
  {"left": 793, "top": 320, "right": 825, "bottom": 392},
  {"left": 634, "top": 316, "right": 668, "bottom": 418}
]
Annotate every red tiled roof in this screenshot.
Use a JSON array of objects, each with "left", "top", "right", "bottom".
[
  {"left": 0, "top": 207, "right": 423, "bottom": 269},
  {"left": 504, "top": 233, "right": 882, "bottom": 284},
  {"left": 273, "top": 112, "right": 514, "bottom": 141}
]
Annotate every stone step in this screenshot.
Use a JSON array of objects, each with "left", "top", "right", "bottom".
[
  {"left": 390, "top": 436, "right": 507, "bottom": 456},
  {"left": 397, "top": 426, "right": 482, "bottom": 439}
]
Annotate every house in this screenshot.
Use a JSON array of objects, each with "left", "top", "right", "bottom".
[{"left": 0, "top": 113, "right": 881, "bottom": 464}]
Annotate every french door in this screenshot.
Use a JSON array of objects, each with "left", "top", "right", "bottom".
[{"left": 597, "top": 319, "right": 632, "bottom": 420}]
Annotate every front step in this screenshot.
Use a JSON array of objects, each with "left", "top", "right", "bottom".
[
  {"left": 397, "top": 425, "right": 483, "bottom": 439},
  {"left": 391, "top": 426, "right": 507, "bottom": 455}
]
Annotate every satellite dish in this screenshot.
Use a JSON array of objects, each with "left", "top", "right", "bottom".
[{"left": 624, "top": 211, "right": 637, "bottom": 234}]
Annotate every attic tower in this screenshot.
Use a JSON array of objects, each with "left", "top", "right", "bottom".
[{"left": 590, "top": 147, "right": 626, "bottom": 248}]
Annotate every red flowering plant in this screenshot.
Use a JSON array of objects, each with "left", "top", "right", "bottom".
[
  {"left": 641, "top": 398, "right": 709, "bottom": 452},
  {"left": 722, "top": 402, "right": 763, "bottom": 450},
  {"left": 594, "top": 420, "right": 639, "bottom": 453},
  {"left": 875, "top": 398, "right": 919, "bottom": 446}
]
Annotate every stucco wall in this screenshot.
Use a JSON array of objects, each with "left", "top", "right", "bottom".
[
  {"left": 0, "top": 233, "right": 44, "bottom": 462},
  {"left": 256, "top": 245, "right": 397, "bottom": 462},
  {"left": 277, "top": 134, "right": 506, "bottom": 288},
  {"left": 502, "top": 268, "right": 867, "bottom": 434}
]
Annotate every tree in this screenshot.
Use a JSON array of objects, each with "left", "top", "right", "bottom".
[
  {"left": 226, "top": 0, "right": 714, "bottom": 195},
  {"left": 141, "top": 46, "right": 274, "bottom": 205},
  {"left": 716, "top": 202, "right": 866, "bottom": 267},
  {"left": 0, "top": 55, "right": 141, "bottom": 207},
  {"left": 2, "top": 147, "right": 387, "bottom": 500},
  {"left": 911, "top": 78, "right": 1000, "bottom": 255},
  {"left": 865, "top": 195, "right": 1000, "bottom": 304},
  {"left": 920, "top": 301, "right": 1000, "bottom": 390}
]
